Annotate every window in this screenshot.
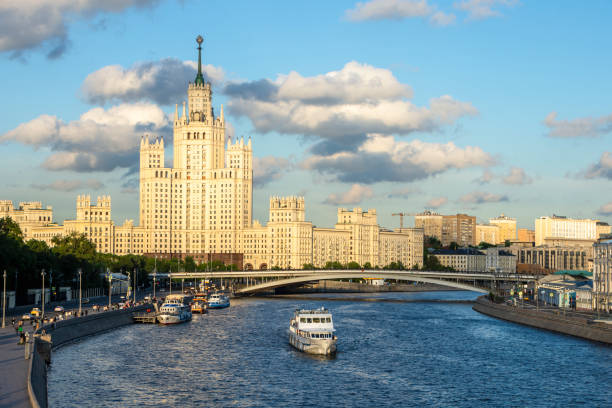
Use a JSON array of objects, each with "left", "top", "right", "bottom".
[{"left": 307, "top": 318, "right": 312, "bottom": 323}]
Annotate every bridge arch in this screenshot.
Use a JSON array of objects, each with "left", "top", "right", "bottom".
[{"left": 236, "top": 273, "right": 490, "bottom": 295}]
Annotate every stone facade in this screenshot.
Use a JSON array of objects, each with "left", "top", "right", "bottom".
[
  {"left": 593, "top": 240, "right": 612, "bottom": 312},
  {"left": 489, "top": 214, "right": 517, "bottom": 243},
  {"left": 475, "top": 224, "right": 500, "bottom": 245},
  {"left": 432, "top": 248, "right": 486, "bottom": 272},
  {"left": 511, "top": 246, "right": 589, "bottom": 272},
  {"left": 535, "top": 215, "right": 597, "bottom": 247},
  {"left": 0, "top": 200, "right": 53, "bottom": 241}
]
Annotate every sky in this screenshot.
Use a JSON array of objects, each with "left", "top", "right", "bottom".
[{"left": 1, "top": 0, "right": 611, "bottom": 230}]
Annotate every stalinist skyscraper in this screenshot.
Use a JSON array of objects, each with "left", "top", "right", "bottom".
[{"left": 139, "top": 35, "right": 252, "bottom": 258}]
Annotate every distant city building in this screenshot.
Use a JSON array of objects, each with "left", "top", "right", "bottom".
[
  {"left": 489, "top": 214, "right": 517, "bottom": 243},
  {"left": 517, "top": 228, "right": 535, "bottom": 244},
  {"left": 475, "top": 224, "right": 500, "bottom": 246},
  {"left": 432, "top": 248, "right": 485, "bottom": 272},
  {"left": 485, "top": 247, "right": 517, "bottom": 274},
  {"left": 511, "top": 246, "right": 589, "bottom": 273},
  {"left": 593, "top": 240, "right": 612, "bottom": 312},
  {"left": 535, "top": 215, "right": 597, "bottom": 247},
  {"left": 0, "top": 200, "right": 53, "bottom": 241},
  {"left": 442, "top": 214, "right": 476, "bottom": 247},
  {"left": 596, "top": 221, "right": 611, "bottom": 239},
  {"left": 414, "top": 210, "right": 443, "bottom": 240}
]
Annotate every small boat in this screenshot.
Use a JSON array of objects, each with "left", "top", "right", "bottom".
[
  {"left": 207, "top": 292, "right": 230, "bottom": 309},
  {"left": 289, "top": 308, "right": 337, "bottom": 355},
  {"left": 157, "top": 294, "right": 192, "bottom": 324},
  {"left": 191, "top": 300, "right": 208, "bottom": 314}
]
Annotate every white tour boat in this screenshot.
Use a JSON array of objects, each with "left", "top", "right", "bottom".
[
  {"left": 289, "top": 308, "right": 337, "bottom": 355},
  {"left": 157, "top": 294, "right": 192, "bottom": 325},
  {"left": 207, "top": 292, "right": 230, "bottom": 309}
]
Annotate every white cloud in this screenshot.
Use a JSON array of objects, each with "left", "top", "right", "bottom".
[
  {"left": 598, "top": 202, "right": 612, "bottom": 216},
  {"left": 227, "top": 62, "right": 477, "bottom": 149},
  {"left": 82, "top": 59, "right": 225, "bottom": 105},
  {"left": 429, "top": 11, "right": 456, "bottom": 26},
  {"left": 473, "top": 169, "right": 494, "bottom": 184},
  {"left": 544, "top": 111, "right": 612, "bottom": 138},
  {"left": 453, "top": 0, "right": 518, "bottom": 20},
  {"left": 30, "top": 179, "right": 105, "bottom": 192},
  {"left": 1, "top": 103, "right": 169, "bottom": 172},
  {"left": 303, "top": 134, "right": 494, "bottom": 183},
  {"left": 253, "top": 156, "right": 292, "bottom": 187},
  {"left": 583, "top": 152, "right": 612, "bottom": 180},
  {"left": 324, "top": 184, "right": 374, "bottom": 205},
  {"left": 387, "top": 186, "right": 421, "bottom": 198},
  {"left": 427, "top": 196, "right": 448, "bottom": 208},
  {"left": 0, "top": 0, "right": 160, "bottom": 58},
  {"left": 345, "top": 0, "right": 433, "bottom": 21},
  {"left": 502, "top": 166, "right": 532, "bottom": 185},
  {"left": 459, "top": 191, "right": 508, "bottom": 204}
]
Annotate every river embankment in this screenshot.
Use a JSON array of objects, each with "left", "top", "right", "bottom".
[
  {"left": 472, "top": 296, "right": 612, "bottom": 345},
  {"left": 28, "top": 305, "right": 150, "bottom": 408}
]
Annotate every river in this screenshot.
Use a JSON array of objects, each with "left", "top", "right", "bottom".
[{"left": 48, "top": 291, "right": 611, "bottom": 407}]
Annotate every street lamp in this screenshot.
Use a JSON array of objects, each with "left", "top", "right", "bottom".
[
  {"left": 41, "top": 269, "right": 45, "bottom": 321},
  {"left": 2, "top": 270, "right": 6, "bottom": 328},
  {"left": 108, "top": 269, "right": 112, "bottom": 309},
  {"left": 78, "top": 269, "right": 82, "bottom": 317}
]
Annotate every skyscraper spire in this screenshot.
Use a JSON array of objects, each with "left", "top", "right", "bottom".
[{"left": 194, "top": 35, "right": 205, "bottom": 86}]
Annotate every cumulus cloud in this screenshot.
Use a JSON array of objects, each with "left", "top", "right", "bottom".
[
  {"left": 1, "top": 103, "right": 169, "bottom": 172},
  {"left": 598, "top": 202, "right": 612, "bottom": 216},
  {"left": 459, "top": 191, "right": 508, "bottom": 204},
  {"left": 345, "top": 0, "right": 433, "bottom": 21},
  {"left": 473, "top": 169, "right": 494, "bottom": 184},
  {"left": 387, "top": 186, "right": 421, "bottom": 198},
  {"left": 544, "top": 111, "right": 612, "bottom": 138},
  {"left": 454, "top": 0, "right": 519, "bottom": 20},
  {"left": 82, "top": 59, "right": 225, "bottom": 105},
  {"left": 427, "top": 196, "right": 448, "bottom": 208},
  {"left": 502, "top": 166, "right": 532, "bottom": 185},
  {"left": 324, "top": 184, "right": 374, "bottom": 206},
  {"left": 0, "top": 0, "right": 160, "bottom": 58},
  {"left": 30, "top": 179, "right": 105, "bottom": 192},
  {"left": 253, "top": 156, "right": 292, "bottom": 187},
  {"left": 227, "top": 62, "right": 477, "bottom": 153},
  {"left": 583, "top": 152, "right": 612, "bottom": 180},
  {"left": 429, "top": 11, "right": 456, "bottom": 26},
  {"left": 303, "top": 134, "right": 494, "bottom": 184}
]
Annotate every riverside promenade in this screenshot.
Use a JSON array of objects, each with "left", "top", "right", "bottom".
[{"left": 0, "top": 325, "right": 32, "bottom": 408}]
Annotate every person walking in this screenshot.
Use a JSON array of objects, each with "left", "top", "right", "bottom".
[{"left": 17, "top": 324, "right": 24, "bottom": 344}]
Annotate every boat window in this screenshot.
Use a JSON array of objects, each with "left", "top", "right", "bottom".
[
  {"left": 307, "top": 318, "right": 312, "bottom": 323},
  {"left": 300, "top": 318, "right": 306, "bottom": 323},
  {"left": 314, "top": 333, "right": 319, "bottom": 338},
  {"left": 313, "top": 318, "right": 320, "bottom": 323},
  {"left": 325, "top": 317, "right": 331, "bottom": 323}
]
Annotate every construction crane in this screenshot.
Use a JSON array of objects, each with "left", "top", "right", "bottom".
[{"left": 392, "top": 212, "right": 418, "bottom": 229}]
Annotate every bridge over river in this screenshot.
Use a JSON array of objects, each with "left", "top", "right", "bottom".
[{"left": 163, "top": 270, "right": 537, "bottom": 295}]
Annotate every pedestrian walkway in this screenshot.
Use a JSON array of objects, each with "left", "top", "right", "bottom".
[{"left": 0, "top": 325, "right": 33, "bottom": 408}]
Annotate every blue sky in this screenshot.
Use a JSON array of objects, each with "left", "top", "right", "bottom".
[{"left": 1, "top": 0, "right": 611, "bottom": 230}]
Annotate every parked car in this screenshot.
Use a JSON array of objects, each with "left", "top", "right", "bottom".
[{"left": 54, "top": 306, "right": 65, "bottom": 312}]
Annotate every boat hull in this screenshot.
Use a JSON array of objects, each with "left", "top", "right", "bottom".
[
  {"left": 289, "top": 331, "right": 337, "bottom": 355},
  {"left": 207, "top": 302, "right": 230, "bottom": 309},
  {"left": 157, "top": 312, "right": 192, "bottom": 325}
]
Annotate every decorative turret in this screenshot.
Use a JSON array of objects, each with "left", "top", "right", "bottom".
[{"left": 194, "top": 35, "right": 205, "bottom": 86}]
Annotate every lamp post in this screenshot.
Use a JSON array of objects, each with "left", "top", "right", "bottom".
[
  {"left": 133, "top": 268, "right": 137, "bottom": 304},
  {"left": 41, "top": 269, "right": 45, "bottom": 321},
  {"left": 78, "top": 269, "right": 82, "bottom": 317},
  {"left": 108, "top": 270, "right": 112, "bottom": 309},
  {"left": 127, "top": 270, "right": 131, "bottom": 304},
  {"left": 2, "top": 270, "right": 6, "bottom": 328}
]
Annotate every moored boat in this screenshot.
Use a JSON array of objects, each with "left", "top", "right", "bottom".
[
  {"left": 157, "top": 294, "right": 192, "bottom": 324},
  {"left": 207, "top": 292, "right": 230, "bottom": 309},
  {"left": 289, "top": 308, "right": 337, "bottom": 355}
]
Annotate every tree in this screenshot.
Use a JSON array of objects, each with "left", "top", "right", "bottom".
[
  {"left": 363, "top": 262, "right": 372, "bottom": 269},
  {"left": 346, "top": 261, "right": 360, "bottom": 269},
  {"left": 449, "top": 241, "right": 459, "bottom": 250},
  {"left": 302, "top": 263, "right": 316, "bottom": 270},
  {"left": 504, "top": 240, "right": 511, "bottom": 247},
  {"left": 425, "top": 236, "right": 442, "bottom": 249},
  {"left": 478, "top": 241, "right": 495, "bottom": 249},
  {"left": 0, "top": 217, "right": 24, "bottom": 242}
]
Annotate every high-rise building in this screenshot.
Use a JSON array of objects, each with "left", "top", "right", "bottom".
[
  {"left": 534, "top": 215, "right": 597, "bottom": 247},
  {"left": 0, "top": 200, "right": 53, "bottom": 241},
  {"left": 517, "top": 228, "right": 535, "bottom": 243},
  {"left": 414, "top": 210, "right": 443, "bottom": 239},
  {"left": 441, "top": 214, "right": 476, "bottom": 247},
  {"left": 475, "top": 224, "right": 500, "bottom": 245},
  {"left": 489, "top": 214, "right": 517, "bottom": 243}
]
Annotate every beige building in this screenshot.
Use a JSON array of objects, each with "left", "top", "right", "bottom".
[
  {"left": 0, "top": 200, "right": 53, "bottom": 241},
  {"left": 432, "top": 248, "right": 486, "bottom": 272},
  {"left": 535, "top": 215, "right": 597, "bottom": 247},
  {"left": 489, "top": 214, "right": 516, "bottom": 243},
  {"left": 511, "top": 246, "right": 589, "bottom": 272},
  {"left": 475, "top": 224, "right": 500, "bottom": 245},
  {"left": 16, "top": 38, "right": 423, "bottom": 271},
  {"left": 414, "top": 210, "right": 443, "bottom": 239},
  {"left": 485, "top": 247, "right": 517, "bottom": 274},
  {"left": 596, "top": 222, "right": 611, "bottom": 238},
  {"left": 517, "top": 228, "right": 535, "bottom": 243},
  {"left": 593, "top": 240, "right": 612, "bottom": 312}
]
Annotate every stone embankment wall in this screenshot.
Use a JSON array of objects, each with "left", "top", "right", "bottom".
[
  {"left": 277, "top": 280, "right": 459, "bottom": 294},
  {"left": 28, "top": 305, "right": 150, "bottom": 408},
  {"left": 473, "top": 297, "right": 612, "bottom": 345}
]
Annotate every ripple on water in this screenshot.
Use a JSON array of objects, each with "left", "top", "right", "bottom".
[{"left": 48, "top": 292, "right": 612, "bottom": 407}]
